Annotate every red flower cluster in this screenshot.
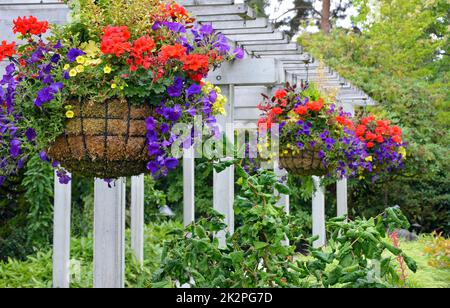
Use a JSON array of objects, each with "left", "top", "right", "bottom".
[
  {"left": 182, "top": 54, "right": 209, "bottom": 73},
  {"left": 336, "top": 115, "right": 355, "bottom": 130},
  {"left": 13, "top": 16, "right": 48, "bottom": 36},
  {"left": 161, "top": 3, "right": 191, "bottom": 20},
  {"left": 0, "top": 40, "right": 16, "bottom": 61},
  {"left": 101, "top": 26, "right": 132, "bottom": 57},
  {"left": 128, "top": 36, "right": 156, "bottom": 71},
  {"left": 158, "top": 44, "right": 187, "bottom": 62},
  {"left": 355, "top": 116, "right": 403, "bottom": 148},
  {"left": 294, "top": 98, "right": 324, "bottom": 115}
]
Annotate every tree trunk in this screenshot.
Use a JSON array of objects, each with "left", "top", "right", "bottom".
[{"left": 320, "top": 0, "right": 331, "bottom": 33}]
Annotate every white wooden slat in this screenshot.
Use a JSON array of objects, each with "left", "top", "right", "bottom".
[
  {"left": 312, "top": 176, "right": 326, "bottom": 248},
  {"left": 52, "top": 170, "right": 71, "bottom": 288},
  {"left": 93, "top": 178, "right": 126, "bottom": 288},
  {"left": 214, "top": 85, "right": 235, "bottom": 246},
  {"left": 131, "top": 175, "right": 144, "bottom": 264},
  {"left": 183, "top": 147, "right": 195, "bottom": 227}
]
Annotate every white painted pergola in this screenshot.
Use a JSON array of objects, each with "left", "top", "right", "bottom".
[{"left": 0, "top": 0, "right": 375, "bottom": 288}]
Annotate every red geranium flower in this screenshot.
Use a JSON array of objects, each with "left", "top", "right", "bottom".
[
  {"left": 158, "top": 44, "right": 187, "bottom": 62},
  {"left": 182, "top": 54, "right": 209, "bottom": 73},
  {"left": 274, "top": 89, "right": 287, "bottom": 99},
  {"left": 13, "top": 16, "right": 48, "bottom": 36},
  {"left": 101, "top": 26, "right": 132, "bottom": 57},
  {"left": 270, "top": 107, "right": 283, "bottom": 116},
  {"left": 307, "top": 98, "right": 324, "bottom": 112},
  {"left": 295, "top": 105, "right": 308, "bottom": 116},
  {"left": 128, "top": 36, "right": 156, "bottom": 70},
  {"left": 392, "top": 135, "right": 402, "bottom": 144},
  {"left": 0, "top": 40, "right": 16, "bottom": 61}
]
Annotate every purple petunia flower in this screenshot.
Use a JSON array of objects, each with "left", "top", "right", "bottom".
[
  {"left": 66, "top": 48, "right": 85, "bottom": 63},
  {"left": 0, "top": 176, "right": 6, "bottom": 186},
  {"left": 25, "top": 128, "right": 36, "bottom": 141},
  {"left": 10, "top": 139, "right": 21, "bottom": 158},
  {"left": 186, "top": 84, "right": 202, "bottom": 97},
  {"left": 63, "top": 71, "right": 70, "bottom": 80},
  {"left": 165, "top": 157, "right": 179, "bottom": 170},
  {"left": 146, "top": 116, "right": 156, "bottom": 130},
  {"left": 167, "top": 77, "right": 184, "bottom": 98},
  {"left": 39, "top": 150, "right": 49, "bottom": 162},
  {"left": 53, "top": 41, "right": 63, "bottom": 49},
  {"left": 232, "top": 47, "right": 245, "bottom": 59},
  {"left": 51, "top": 53, "right": 61, "bottom": 64},
  {"left": 163, "top": 21, "right": 186, "bottom": 33}
]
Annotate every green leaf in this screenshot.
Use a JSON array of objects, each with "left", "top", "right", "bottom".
[{"left": 254, "top": 242, "right": 269, "bottom": 250}]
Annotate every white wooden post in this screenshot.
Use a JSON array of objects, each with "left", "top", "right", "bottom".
[
  {"left": 93, "top": 178, "right": 126, "bottom": 288},
  {"left": 336, "top": 102, "right": 355, "bottom": 217},
  {"left": 214, "top": 85, "right": 235, "bottom": 245},
  {"left": 183, "top": 147, "right": 195, "bottom": 227},
  {"left": 131, "top": 175, "right": 144, "bottom": 264},
  {"left": 337, "top": 178, "right": 348, "bottom": 217},
  {"left": 312, "top": 176, "right": 326, "bottom": 248},
  {"left": 52, "top": 171, "right": 71, "bottom": 288}
]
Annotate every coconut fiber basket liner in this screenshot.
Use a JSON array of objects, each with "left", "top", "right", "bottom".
[
  {"left": 279, "top": 147, "right": 331, "bottom": 176},
  {"left": 47, "top": 99, "right": 152, "bottom": 178}
]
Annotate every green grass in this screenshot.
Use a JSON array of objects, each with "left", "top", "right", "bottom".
[{"left": 398, "top": 236, "right": 450, "bottom": 288}]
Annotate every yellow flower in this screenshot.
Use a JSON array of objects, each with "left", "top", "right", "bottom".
[
  {"left": 111, "top": 83, "right": 117, "bottom": 89},
  {"left": 65, "top": 110, "right": 75, "bottom": 119},
  {"left": 120, "top": 85, "right": 125, "bottom": 90},
  {"left": 69, "top": 69, "right": 77, "bottom": 77},
  {"left": 104, "top": 65, "right": 112, "bottom": 74},
  {"left": 365, "top": 156, "right": 373, "bottom": 162},
  {"left": 398, "top": 146, "right": 407, "bottom": 159},
  {"left": 63, "top": 64, "right": 70, "bottom": 70},
  {"left": 81, "top": 40, "right": 101, "bottom": 58},
  {"left": 75, "top": 65, "right": 84, "bottom": 73},
  {"left": 76, "top": 56, "right": 85, "bottom": 64}
]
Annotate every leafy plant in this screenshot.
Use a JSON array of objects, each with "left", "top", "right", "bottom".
[
  {"left": 301, "top": 208, "right": 417, "bottom": 288},
  {"left": 424, "top": 232, "right": 450, "bottom": 269}
]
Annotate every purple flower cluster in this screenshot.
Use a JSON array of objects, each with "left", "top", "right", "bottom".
[
  {"left": 144, "top": 77, "right": 221, "bottom": 178},
  {"left": 0, "top": 37, "right": 68, "bottom": 185}
]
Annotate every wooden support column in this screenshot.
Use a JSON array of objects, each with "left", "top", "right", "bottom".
[
  {"left": 337, "top": 178, "right": 348, "bottom": 217},
  {"left": 336, "top": 102, "right": 355, "bottom": 218},
  {"left": 52, "top": 171, "right": 72, "bottom": 288},
  {"left": 312, "top": 176, "right": 326, "bottom": 248},
  {"left": 131, "top": 175, "right": 144, "bottom": 264},
  {"left": 213, "top": 85, "right": 235, "bottom": 245},
  {"left": 93, "top": 178, "right": 126, "bottom": 288},
  {"left": 183, "top": 147, "right": 195, "bottom": 227}
]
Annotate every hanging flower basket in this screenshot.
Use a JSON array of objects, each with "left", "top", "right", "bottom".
[
  {"left": 0, "top": 0, "right": 244, "bottom": 184},
  {"left": 279, "top": 145, "right": 331, "bottom": 176},
  {"left": 256, "top": 83, "right": 370, "bottom": 180},
  {"left": 47, "top": 99, "right": 152, "bottom": 178}
]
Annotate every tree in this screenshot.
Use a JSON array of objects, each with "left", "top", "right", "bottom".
[{"left": 299, "top": 0, "right": 450, "bottom": 234}]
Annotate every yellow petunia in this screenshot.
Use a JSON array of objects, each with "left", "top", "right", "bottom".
[
  {"left": 365, "top": 156, "right": 373, "bottom": 162},
  {"left": 76, "top": 56, "right": 85, "bottom": 64},
  {"left": 75, "top": 65, "right": 84, "bottom": 73},
  {"left": 398, "top": 146, "right": 407, "bottom": 159},
  {"left": 111, "top": 83, "right": 117, "bottom": 89},
  {"left": 104, "top": 65, "right": 112, "bottom": 74},
  {"left": 69, "top": 69, "right": 77, "bottom": 77},
  {"left": 63, "top": 64, "right": 70, "bottom": 70},
  {"left": 65, "top": 110, "right": 75, "bottom": 119}
]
